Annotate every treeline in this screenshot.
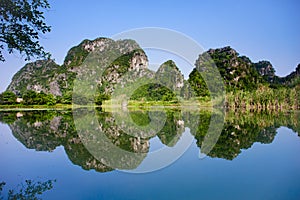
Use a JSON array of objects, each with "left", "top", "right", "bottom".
[
  {"left": 130, "top": 83, "right": 177, "bottom": 101},
  {"left": 0, "top": 90, "right": 56, "bottom": 106}
]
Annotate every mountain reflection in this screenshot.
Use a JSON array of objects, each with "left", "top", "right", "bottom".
[{"left": 0, "top": 109, "right": 299, "bottom": 172}]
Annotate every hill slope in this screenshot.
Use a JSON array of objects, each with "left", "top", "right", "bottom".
[{"left": 7, "top": 38, "right": 151, "bottom": 103}]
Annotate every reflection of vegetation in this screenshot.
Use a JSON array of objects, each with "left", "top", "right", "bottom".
[
  {"left": 96, "top": 111, "right": 149, "bottom": 153},
  {"left": 0, "top": 179, "right": 55, "bottom": 200},
  {"left": 0, "top": 109, "right": 299, "bottom": 172},
  {"left": 64, "top": 140, "right": 113, "bottom": 173},
  {"left": 156, "top": 111, "right": 185, "bottom": 147},
  {"left": 0, "top": 111, "right": 18, "bottom": 124},
  {"left": 7, "top": 111, "right": 62, "bottom": 151},
  {"left": 194, "top": 111, "right": 300, "bottom": 160},
  {"left": 0, "top": 110, "right": 113, "bottom": 172},
  {"left": 129, "top": 111, "right": 150, "bottom": 126}
]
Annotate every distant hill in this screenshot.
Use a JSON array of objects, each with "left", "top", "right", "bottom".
[{"left": 188, "top": 46, "right": 299, "bottom": 94}]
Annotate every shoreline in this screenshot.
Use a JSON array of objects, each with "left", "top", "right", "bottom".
[{"left": 0, "top": 103, "right": 299, "bottom": 112}]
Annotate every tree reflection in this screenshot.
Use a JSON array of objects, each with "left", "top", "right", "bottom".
[
  {"left": 0, "top": 179, "right": 55, "bottom": 200},
  {"left": 194, "top": 111, "right": 300, "bottom": 160},
  {"left": 0, "top": 109, "right": 299, "bottom": 171}
]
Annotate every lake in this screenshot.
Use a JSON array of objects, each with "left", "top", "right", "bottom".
[{"left": 0, "top": 109, "right": 299, "bottom": 199}]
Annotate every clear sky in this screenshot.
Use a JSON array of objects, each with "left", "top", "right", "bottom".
[{"left": 0, "top": 0, "right": 299, "bottom": 92}]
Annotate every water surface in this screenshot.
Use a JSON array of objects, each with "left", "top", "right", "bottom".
[{"left": 0, "top": 109, "right": 299, "bottom": 199}]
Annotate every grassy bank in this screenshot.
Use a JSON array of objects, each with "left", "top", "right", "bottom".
[{"left": 0, "top": 104, "right": 73, "bottom": 111}]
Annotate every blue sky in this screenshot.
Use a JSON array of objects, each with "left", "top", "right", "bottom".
[{"left": 0, "top": 0, "right": 299, "bottom": 92}]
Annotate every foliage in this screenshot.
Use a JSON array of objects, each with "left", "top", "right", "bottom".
[
  {"left": 0, "top": 91, "right": 16, "bottom": 105},
  {"left": 130, "top": 83, "right": 177, "bottom": 101},
  {"left": 58, "top": 90, "right": 72, "bottom": 104},
  {"left": 225, "top": 85, "right": 300, "bottom": 110},
  {"left": 0, "top": 111, "right": 18, "bottom": 124},
  {"left": 0, "top": 108, "right": 299, "bottom": 171},
  {"left": 254, "top": 61, "right": 276, "bottom": 76},
  {"left": 63, "top": 43, "right": 89, "bottom": 68},
  {"left": 22, "top": 90, "right": 56, "bottom": 105},
  {"left": 194, "top": 110, "right": 300, "bottom": 160},
  {"left": 0, "top": 179, "right": 55, "bottom": 200},
  {"left": 0, "top": 0, "right": 51, "bottom": 61},
  {"left": 208, "top": 47, "right": 263, "bottom": 91},
  {"left": 188, "top": 68, "right": 210, "bottom": 97},
  {"left": 4, "top": 40, "right": 300, "bottom": 109},
  {"left": 187, "top": 46, "right": 300, "bottom": 109},
  {"left": 281, "top": 64, "right": 300, "bottom": 88},
  {"left": 129, "top": 111, "right": 150, "bottom": 126},
  {"left": 156, "top": 111, "right": 184, "bottom": 147}
]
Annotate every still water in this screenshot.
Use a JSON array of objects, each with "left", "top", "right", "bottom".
[{"left": 0, "top": 109, "right": 299, "bottom": 199}]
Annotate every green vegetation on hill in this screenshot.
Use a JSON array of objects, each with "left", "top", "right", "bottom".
[
  {"left": 187, "top": 46, "right": 300, "bottom": 110},
  {"left": 63, "top": 40, "right": 90, "bottom": 68},
  {"left": 95, "top": 49, "right": 147, "bottom": 104},
  {"left": 4, "top": 38, "right": 148, "bottom": 105},
  {"left": 253, "top": 61, "right": 276, "bottom": 82},
  {"left": 189, "top": 46, "right": 263, "bottom": 93},
  {"left": 0, "top": 91, "right": 17, "bottom": 105},
  {"left": 188, "top": 68, "right": 210, "bottom": 97},
  {"left": 213, "top": 50, "right": 262, "bottom": 91},
  {"left": 1, "top": 38, "right": 299, "bottom": 109},
  {"left": 130, "top": 83, "right": 177, "bottom": 101},
  {"left": 129, "top": 60, "right": 184, "bottom": 102}
]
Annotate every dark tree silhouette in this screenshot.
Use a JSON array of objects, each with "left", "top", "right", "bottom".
[
  {"left": 0, "top": 179, "right": 55, "bottom": 200},
  {"left": 0, "top": 0, "right": 51, "bottom": 61}
]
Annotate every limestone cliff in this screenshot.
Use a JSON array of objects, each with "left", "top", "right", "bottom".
[{"left": 6, "top": 38, "right": 151, "bottom": 104}]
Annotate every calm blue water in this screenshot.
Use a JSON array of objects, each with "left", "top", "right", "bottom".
[{"left": 0, "top": 110, "right": 299, "bottom": 200}]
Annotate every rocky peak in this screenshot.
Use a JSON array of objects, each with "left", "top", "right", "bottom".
[
  {"left": 155, "top": 60, "right": 184, "bottom": 92},
  {"left": 82, "top": 38, "right": 114, "bottom": 52},
  {"left": 63, "top": 37, "right": 115, "bottom": 68},
  {"left": 116, "top": 39, "right": 141, "bottom": 54},
  {"left": 254, "top": 61, "right": 275, "bottom": 76},
  {"left": 192, "top": 46, "right": 264, "bottom": 92},
  {"left": 204, "top": 46, "right": 242, "bottom": 70},
  {"left": 99, "top": 48, "right": 153, "bottom": 96},
  {"left": 129, "top": 50, "right": 148, "bottom": 71},
  {"left": 207, "top": 46, "right": 238, "bottom": 57},
  {"left": 7, "top": 59, "right": 60, "bottom": 96}
]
